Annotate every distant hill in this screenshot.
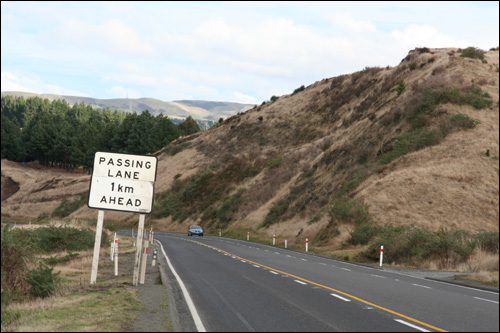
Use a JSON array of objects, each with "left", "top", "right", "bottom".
[{"left": 0, "top": 92, "right": 254, "bottom": 126}]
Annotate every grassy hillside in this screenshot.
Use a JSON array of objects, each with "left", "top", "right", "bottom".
[{"left": 2, "top": 47, "right": 498, "bottom": 273}]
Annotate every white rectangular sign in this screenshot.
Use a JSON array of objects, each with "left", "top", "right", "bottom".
[{"left": 88, "top": 152, "right": 158, "bottom": 214}]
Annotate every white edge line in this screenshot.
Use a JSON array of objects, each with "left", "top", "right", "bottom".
[
  {"left": 474, "top": 297, "right": 499, "bottom": 304},
  {"left": 157, "top": 240, "right": 206, "bottom": 332},
  {"left": 394, "top": 319, "right": 430, "bottom": 332},
  {"left": 412, "top": 283, "right": 432, "bottom": 289}
]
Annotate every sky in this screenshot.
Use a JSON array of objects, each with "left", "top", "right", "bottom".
[{"left": 1, "top": 1, "right": 499, "bottom": 105}]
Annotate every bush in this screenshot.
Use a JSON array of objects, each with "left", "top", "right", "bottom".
[
  {"left": 379, "top": 128, "right": 442, "bottom": 165},
  {"left": 460, "top": 47, "right": 486, "bottom": 62},
  {"left": 396, "top": 80, "right": 406, "bottom": 96},
  {"left": 24, "top": 262, "right": 60, "bottom": 298},
  {"left": 292, "top": 85, "right": 305, "bottom": 95},
  {"left": 348, "top": 223, "right": 381, "bottom": 245},
  {"left": 35, "top": 226, "right": 103, "bottom": 253},
  {"left": 329, "top": 197, "right": 370, "bottom": 225},
  {"left": 265, "top": 155, "right": 283, "bottom": 169},
  {"left": 474, "top": 232, "right": 499, "bottom": 253},
  {"left": 215, "top": 189, "right": 245, "bottom": 228},
  {"left": 360, "top": 225, "right": 488, "bottom": 266},
  {"left": 260, "top": 198, "right": 290, "bottom": 228},
  {"left": 52, "top": 192, "right": 88, "bottom": 218},
  {"left": 449, "top": 113, "right": 480, "bottom": 129}
]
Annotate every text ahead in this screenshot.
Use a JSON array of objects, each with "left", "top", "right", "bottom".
[{"left": 88, "top": 152, "right": 158, "bottom": 214}]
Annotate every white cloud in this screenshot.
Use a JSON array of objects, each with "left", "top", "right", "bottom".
[
  {"left": 59, "top": 18, "right": 157, "bottom": 57},
  {"left": 329, "top": 12, "right": 377, "bottom": 33},
  {"left": 233, "top": 92, "right": 260, "bottom": 105},
  {"left": 2, "top": 2, "right": 498, "bottom": 103},
  {"left": 1, "top": 71, "right": 88, "bottom": 96},
  {"left": 390, "top": 24, "right": 468, "bottom": 49}
]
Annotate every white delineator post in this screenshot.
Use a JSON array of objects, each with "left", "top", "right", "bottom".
[
  {"left": 247, "top": 231, "right": 249, "bottom": 241},
  {"left": 133, "top": 214, "right": 145, "bottom": 286},
  {"left": 379, "top": 245, "right": 384, "bottom": 267},
  {"left": 152, "top": 249, "right": 157, "bottom": 267},
  {"left": 306, "top": 238, "right": 309, "bottom": 252},
  {"left": 273, "top": 234, "right": 276, "bottom": 246},
  {"left": 90, "top": 210, "right": 105, "bottom": 285},
  {"left": 285, "top": 240, "right": 287, "bottom": 249},
  {"left": 114, "top": 236, "right": 118, "bottom": 276},
  {"left": 139, "top": 240, "right": 149, "bottom": 284},
  {"left": 219, "top": 228, "right": 221, "bottom": 237}
]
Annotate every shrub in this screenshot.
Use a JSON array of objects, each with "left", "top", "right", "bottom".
[
  {"left": 360, "top": 225, "right": 488, "bottom": 266},
  {"left": 348, "top": 223, "right": 381, "bottom": 245},
  {"left": 474, "top": 232, "right": 499, "bottom": 253},
  {"left": 164, "top": 142, "right": 191, "bottom": 156},
  {"left": 1, "top": 225, "right": 31, "bottom": 296},
  {"left": 460, "top": 47, "right": 486, "bottom": 62},
  {"left": 396, "top": 80, "right": 406, "bottom": 96},
  {"left": 215, "top": 188, "right": 245, "bottom": 228},
  {"left": 292, "top": 85, "right": 305, "bottom": 95},
  {"left": 416, "top": 47, "right": 430, "bottom": 54},
  {"left": 52, "top": 192, "right": 88, "bottom": 218},
  {"left": 24, "top": 262, "right": 60, "bottom": 298},
  {"left": 35, "top": 226, "right": 102, "bottom": 253},
  {"left": 379, "top": 128, "right": 442, "bottom": 165},
  {"left": 316, "top": 221, "right": 340, "bottom": 244},
  {"left": 329, "top": 197, "right": 370, "bottom": 225},
  {"left": 265, "top": 155, "right": 282, "bottom": 169},
  {"left": 260, "top": 198, "right": 290, "bottom": 228},
  {"left": 449, "top": 113, "right": 480, "bottom": 129}
]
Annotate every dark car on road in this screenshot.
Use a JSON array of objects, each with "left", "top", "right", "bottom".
[{"left": 188, "top": 225, "right": 204, "bottom": 236}]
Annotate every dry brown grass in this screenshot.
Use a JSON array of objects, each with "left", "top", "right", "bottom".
[
  {"left": 2, "top": 234, "right": 140, "bottom": 332},
  {"left": 2, "top": 47, "right": 498, "bottom": 276}
]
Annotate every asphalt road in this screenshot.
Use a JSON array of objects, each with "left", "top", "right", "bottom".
[{"left": 154, "top": 232, "right": 499, "bottom": 332}]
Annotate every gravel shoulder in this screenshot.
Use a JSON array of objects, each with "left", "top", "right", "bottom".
[{"left": 129, "top": 240, "right": 196, "bottom": 332}]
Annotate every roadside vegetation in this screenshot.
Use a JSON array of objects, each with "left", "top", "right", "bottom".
[{"left": 1, "top": 221, "right": 140, "bottom": 332}]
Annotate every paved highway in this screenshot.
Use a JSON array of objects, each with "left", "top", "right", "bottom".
[{"left": 153, "top": 232, "right": 499, "bottom": 332}]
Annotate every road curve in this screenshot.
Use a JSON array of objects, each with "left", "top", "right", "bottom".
[{"left": 154, "top": 232, "right": 499, "bottom": 332}]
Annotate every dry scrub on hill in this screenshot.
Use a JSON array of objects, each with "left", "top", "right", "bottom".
[{"left": 2, "top": 47, "right": 498, "bottom": 275}]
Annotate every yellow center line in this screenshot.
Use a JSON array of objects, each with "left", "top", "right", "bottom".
[{"left": 190, "top": 239, "right": 448, "bottom": 332}]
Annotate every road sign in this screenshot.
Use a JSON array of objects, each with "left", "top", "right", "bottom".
[{"left": 88, "top": 152, "right": 158, "bottom": 214}]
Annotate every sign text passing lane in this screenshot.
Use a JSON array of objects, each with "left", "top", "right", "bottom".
[{"left": 88, "top": 152, "right": 158, "bottom": 213}]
